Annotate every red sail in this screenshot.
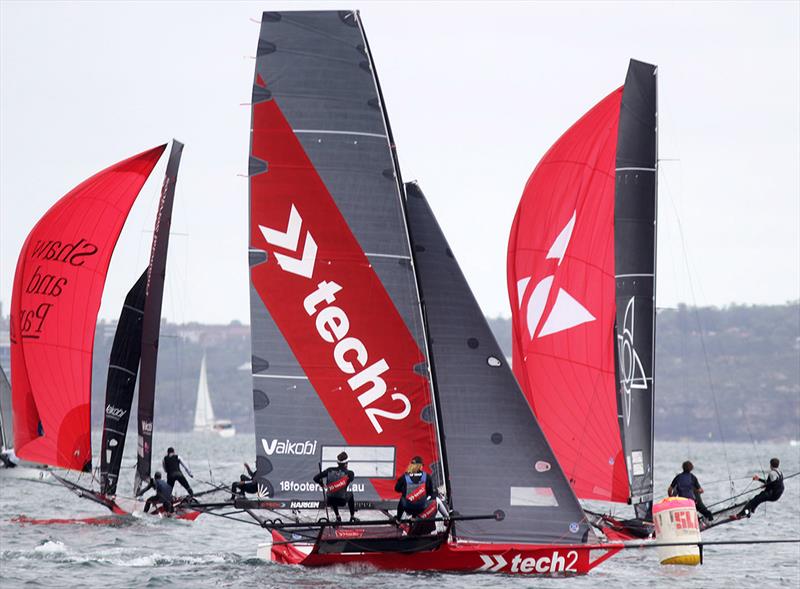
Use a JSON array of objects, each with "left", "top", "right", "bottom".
[
  {"left": 507, "top": 89, "right": 628, "bottom": 503},
  {"left": 10, "top": 145, "right": 166, "bottom": 471}
]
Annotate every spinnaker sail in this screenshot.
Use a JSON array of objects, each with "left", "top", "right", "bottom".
[
  {"left": 135, "top": 141, "right": 183, "bottom": 493},
  {"left": 507, "top": 60, "right": 657, "bottom": 516},
  {"left": 10, "top": 145, "right": 166, "bottom": 471}
]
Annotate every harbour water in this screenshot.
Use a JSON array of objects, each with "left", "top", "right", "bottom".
[{"left": 1, "top": 435, "right": 798, "bottom": 588}]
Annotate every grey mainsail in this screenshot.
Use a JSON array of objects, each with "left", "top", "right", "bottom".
[{"left": 0, "top": 364, "right": 11, "bottom": 451}]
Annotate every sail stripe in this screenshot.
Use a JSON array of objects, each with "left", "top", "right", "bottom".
[{"left": 293, "top": 129, "right": 387, "bottom": 139}]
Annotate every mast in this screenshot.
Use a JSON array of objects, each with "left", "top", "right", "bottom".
[
  {"left": 99, "top": 269, "right": 147, "bottom": 496},
  {"left": 135, "top": 140, "right": 183, "bottom": 493},
  {"left": 355, "top": 11, "right": 450, "bottom": 500}
]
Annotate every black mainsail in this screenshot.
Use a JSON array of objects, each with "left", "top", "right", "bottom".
[
  {"left": 135, "top": 140, "right": 183, "bottom": 493},
  {"left": 100, "top": 270, "right": 147, "bottom": 496}
]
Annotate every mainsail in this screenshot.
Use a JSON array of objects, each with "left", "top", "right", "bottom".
[
  {"left": 193, "top": 354, "right": 216, "bottom": 429},
  {"left": 10, "top": 145, "right": 166, "bottom": 471},
  {"left": 0, "top": 365, "right": 12, "bottom": 452},
  {"left": 507, "top": 60, "right": 657, "bottom": 514},
  {"left": 406, "top": 182, "right": 591, "bottom": 545},
  {"left": 100, "top": 270, "right": 148, "bottom": 496},
  {"left": 248, "top": 10, "right": 441, "bottom": 502},
  {"left": 135, "top": 141, "right": 183, "bottom": 493}
]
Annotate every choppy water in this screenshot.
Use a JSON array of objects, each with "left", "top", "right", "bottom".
[{"left": 1, "top": 435, "right": 798, "bottom": 588}]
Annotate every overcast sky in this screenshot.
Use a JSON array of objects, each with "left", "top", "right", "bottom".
[{"left": 1, "top": 1, "right": 798, "bottom": 325}]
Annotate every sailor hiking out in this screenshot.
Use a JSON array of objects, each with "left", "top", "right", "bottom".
[
  {"left": 231, "top": 463, "right": 259, "bottom": 499},
  {"left": 394, "top": 456, "right": 437, "bottom": 521},
  {"left": 738, "top": 457, "right": 784, "bottom": 518},
  {"left": 313, "top": 452, "right": 357, "bottom": 522},
  {"left": 668, "top": 460, "right": 713, "bottom": 521},
  {"left": 138, "top": 471, "right": 174, "bottom": 514},
  {"left": 163, "top": 447, "right": 194, "bottom": 496}
]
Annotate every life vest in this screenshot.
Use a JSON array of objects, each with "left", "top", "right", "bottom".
[
  {"left": 325, "top": 469, "right": 349, "bottom": 500},
  {"left": 765, "top": 470, "right": 784, "bottom": 500},
  {"left": 163, "top": 454, "right": 181, "bottom": 476},
  {"left": 404, "top": 473, "right": 429, "bottom": 511},
  {"left": 673, "top": 472, "right": 697, "bottom": 501}
]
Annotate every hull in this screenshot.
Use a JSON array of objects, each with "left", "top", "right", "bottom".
[{"left": 269, "top": 531, "right": 621, "bottom": 575}]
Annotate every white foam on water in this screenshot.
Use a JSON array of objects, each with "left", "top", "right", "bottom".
[{"left": 34, "top": 540, "right": 66, "bottom": 554}]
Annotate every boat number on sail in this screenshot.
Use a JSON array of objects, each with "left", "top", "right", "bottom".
[
  {"left": 476, "top": 551, "right": 579, "bottom": 573},
  {"left": 258, "top": 204, "right": 412, "bottom": 434}
]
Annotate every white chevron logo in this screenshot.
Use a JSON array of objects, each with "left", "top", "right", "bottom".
[
  {"left": 259, "top": 204, "right": 317, "bottom": 278},
  {"left": 517, "top": 210, "right": 595, "bottom": 339},
  {"left": 477, "top": 554, "right": 507, "bottom": 572}
]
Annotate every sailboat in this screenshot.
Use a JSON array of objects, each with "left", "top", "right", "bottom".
[
  {"left": 10, "top": 141, "right": 200, "bottom": 519},
  {"left": 507, "top": 60, "right": 657, "bottom": 539},
  {"left": 222, "top": 10, "right": 621, "bottom": 574},
  {"left": 193, "top": 354, "right": 236, "bottom": 437}
]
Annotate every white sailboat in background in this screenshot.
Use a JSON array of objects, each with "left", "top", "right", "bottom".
[{"left": 193, "top": 354, "right": 235, "bottom": 437}]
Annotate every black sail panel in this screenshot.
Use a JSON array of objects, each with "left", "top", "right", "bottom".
[
  {"left": 135, "top": 140, "right": 183, "bottom": 493},
  {"left": 100, "top": 269, "right": 147, "bottom": 496},
  {"left": 405, "top": 183, "right": 592, "bottom": 545},
  {"left": 614, "top": 59, "right": 657, "bottom": 519},
  {"left": 0, "top": 364, "right": 11, "bottom": 451}
]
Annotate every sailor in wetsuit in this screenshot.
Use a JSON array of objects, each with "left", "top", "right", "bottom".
[
  {"left": 668, "top": 460, "right": 713, "bottom": 521},
  {"left": 139, "top": 471, "right": 174, "bottom": 514},
  {"left": 738, "top": 457, "right": 784, "bottom": 518},
  {"left": 313, "top": 452, "right": 357, "bottom": 522},
  {"left": 163, "top": 447, "right": 194, "bottom": 496},
  {"left": 230, "top": 463, "right": 259, "bottom": 499},
  {"left": 394, "top": 456, "right": 437, "bottom": 521}
]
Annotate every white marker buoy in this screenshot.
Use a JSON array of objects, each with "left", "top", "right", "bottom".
[{"left": 653, "top": 497, "right": 702, "bottom": 566}]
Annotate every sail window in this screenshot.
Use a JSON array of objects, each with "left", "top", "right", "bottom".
[
  {"left": 510, "top": 486, "right": 559, "bottom": 508},
  {"left": 321, "top": 446, "right": 395, "bottom": 478},
  {"left": 487, "top": 356, "right": 502, "bottom": 367}
]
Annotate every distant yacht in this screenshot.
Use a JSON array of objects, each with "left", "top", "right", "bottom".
[{"left": 193, "top": 354, "right": 235, "bottom": 437}]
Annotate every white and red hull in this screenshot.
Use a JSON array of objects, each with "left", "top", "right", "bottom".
[{"left": 269, "top": 531, "right": 621, "bottom": 575}]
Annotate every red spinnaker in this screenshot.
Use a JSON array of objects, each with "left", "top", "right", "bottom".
[
  {"left": 10, "top": 145, "right": 166, "bottom": 471},
  {"left": 507, "top": 89, "right": 628, "bottom": 503}
]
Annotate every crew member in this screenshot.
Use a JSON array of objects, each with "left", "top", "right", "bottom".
[
  {"left": 395, "top": 456, "right": 436, "bottom": 521},
  {"left": 138, "top": 471, "right": 174, "bottom": 514},
  {"left": 668, "top": 460, "right": 713, "bottom": 521},
  {"left": 0, "top": 447, "right": 18, "bottom": 468},
  {"left": 231, "top": 463, "right": 259, "bottom": 499},
  {"left": 313, "top": 452, "right": 357, "bottom": 522},
  {"left": 162, "top": 447, "right": 194, "bottom": 496},
  {"left": 738, "top": 457, "right": 784, "bottom": 518}
]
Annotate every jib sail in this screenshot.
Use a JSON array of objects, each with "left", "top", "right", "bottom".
[
  {"left": 406, "top": 182, "right": 591, "bottom": 544},
  {"left": 248, "top": 10, "right": 442, "bottom": 502},
  {"left": 100, "top": 269, "right": 147, "bottom": 496},
  {"left": 10, "top": 145, "right": 166, "bottom": 471},
  {"left": 135, "top": 140, "right": 183, "bottom": 493},
  {"left": 507, "top": 59, "right": 656, "bottom": 511}
]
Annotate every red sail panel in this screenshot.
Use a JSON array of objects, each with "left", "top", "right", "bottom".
[
  {"left": 10, "top": 145, "right": 166, "bottom": 471},
  {"left": 249, "top": 97, "right": 439, "bottom": 500},
  {"left": 507, "top": 89, "right": 628, "bottom": 503}
]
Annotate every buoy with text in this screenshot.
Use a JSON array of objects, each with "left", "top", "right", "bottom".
[{"left": 653, "top": 497, "right": 701, "bottom": 566}]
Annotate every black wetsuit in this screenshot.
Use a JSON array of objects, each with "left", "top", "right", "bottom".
[
  {"left": 231, "top": 465, "right": 259, "bottom": 498},
  {"left": 395, "top": 471, "right": 435, "bottom": 519},
  {"left": 742, "top": 469, "right": 784, "bottom": 515},
  {"left": 141, "top": 478, "right": 174, "bottom": 514},
  {"left": 670, "top": 472, "right": 713, "bottom": 520},
  {"left": 313, "top": 466, "right": 355, "bottom": 521},
  {"left": 163, "top": 453, "right": 194, "bottom": 495}
]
